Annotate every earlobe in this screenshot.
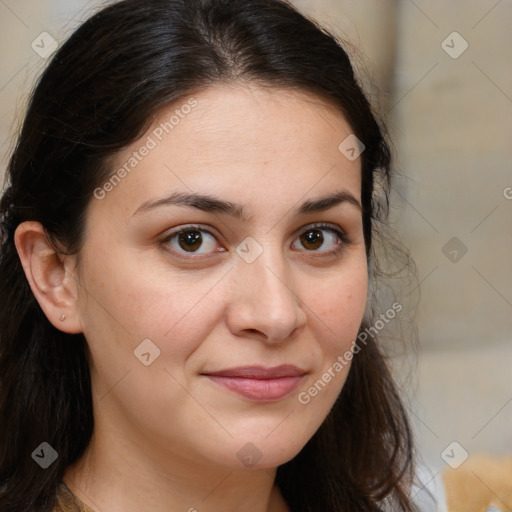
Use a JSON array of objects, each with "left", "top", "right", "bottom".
[{"left": 14, "top": 221, "right": 83, "bottom": 334}]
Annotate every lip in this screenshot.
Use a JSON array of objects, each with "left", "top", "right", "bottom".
[{"left": 202, "top": 365, "right": 306, "bottom": 402}]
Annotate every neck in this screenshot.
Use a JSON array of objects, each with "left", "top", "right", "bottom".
[{"left": 63, "top": 419, "right": 289, "bottom": 512}]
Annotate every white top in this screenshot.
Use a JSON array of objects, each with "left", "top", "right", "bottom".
[{"left": 412, "top": 465, "right": 448, "bottom": 512}]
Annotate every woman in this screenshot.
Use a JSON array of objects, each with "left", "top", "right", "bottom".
[{"left": 0, "top": 0, "right": 417, "bottom": 510}]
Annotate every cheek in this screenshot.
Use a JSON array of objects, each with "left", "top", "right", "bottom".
[
  {"left": 311, "top": 261, "right": 368, "bottom": 349},
  {"left": 293, "top": 262, "right": 368, "bottom": 434},
  {"left": 77, "top": 246, "right": 226, "bottom": 372}
]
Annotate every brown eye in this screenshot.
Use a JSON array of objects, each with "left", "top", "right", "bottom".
[
  {"left": 178, "top": 230, "right": 203, "bottom": 252},
  {"left": 300, "top": 229, "right": 324, "bottom": 250},
  {"left": 292, "top": 224, "right": 346, "bottom": 254},
  {"left": 164, "top": 226, "right": 222, "bottom": 256}
]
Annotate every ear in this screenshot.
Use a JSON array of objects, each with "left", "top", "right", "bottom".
[{"left": 14, "top": 221, "right": 83, "bottom": 334}]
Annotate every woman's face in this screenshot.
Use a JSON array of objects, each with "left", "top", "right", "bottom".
[{"left": 74, "top": 83, "right": 368, "bottom": 470}]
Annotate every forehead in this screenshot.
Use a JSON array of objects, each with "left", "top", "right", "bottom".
[
  {"left": 152, "top": 83, "right": 357, "bottom": 162},
  {"left": 96, "top": 83, "right": 362, "bottom": 218}
]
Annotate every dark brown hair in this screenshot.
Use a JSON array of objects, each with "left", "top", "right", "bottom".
[{"left": 0, "top": 0, "right": 416, "bottom": 510}]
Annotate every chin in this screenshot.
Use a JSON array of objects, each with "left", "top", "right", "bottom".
[{"left": 216, "top": 433, "right": 308, "bottom": 471}]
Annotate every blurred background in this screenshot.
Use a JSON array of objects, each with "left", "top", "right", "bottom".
[{"left": 1, "top": 0, "right": 511, "bottom": 500}]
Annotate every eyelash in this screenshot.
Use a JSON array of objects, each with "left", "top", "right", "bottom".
[{"left": 160, "top": 222, "right": 350, "bottom": 260}]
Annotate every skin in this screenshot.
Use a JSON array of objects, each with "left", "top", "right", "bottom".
[{"left": 15, "top": 83, "right": 368, "bottom": 512}]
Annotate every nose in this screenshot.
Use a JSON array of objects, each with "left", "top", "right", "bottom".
[{"left": 226, "top": 246, "right": 307, "bottom": 343}]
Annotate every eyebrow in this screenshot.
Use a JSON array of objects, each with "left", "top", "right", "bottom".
[{"left": 132, "top": 190, "right": 361, "bottom": 219}]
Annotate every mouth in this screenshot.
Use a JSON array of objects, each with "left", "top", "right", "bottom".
[{"left": 201, "top": 365, "right": 307, "bottom": 402}]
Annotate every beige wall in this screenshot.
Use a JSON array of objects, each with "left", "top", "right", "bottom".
[
  {"left": 292, "top": 0, "right": 512, "bottom": 473},
  {"left": 1, "top": 0, "right": 511, "bottom": 479},
  {"left": 0, "top": 1, "right": 103, "bottom": 174},
  {"left": 390, "top": 0, "right": 512, "bottom": 470}
]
